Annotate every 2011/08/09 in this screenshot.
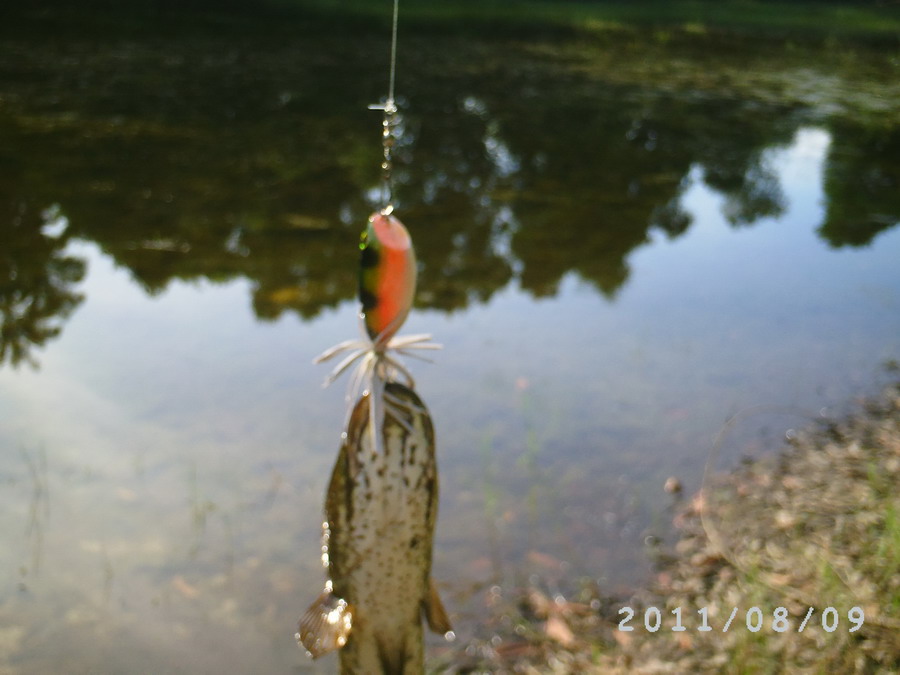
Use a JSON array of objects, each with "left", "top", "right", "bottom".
[{"left": 617, "top": 606, "right": 865, "bottom": 633}]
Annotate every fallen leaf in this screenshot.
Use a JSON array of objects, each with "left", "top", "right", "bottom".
[
  {"left": 545, "top": 615, "right": 575, "bottom": 647},
  {"left": 115, "top": 487, "right": 138, "bottom": 502},
  {"left": 676, "top": 632, "right": 693, "bottom": 650},
  {"left": 527, "top": 550, "right": 563, "bottom": 570},
  {"left": 172, "top": 575, "right": 199, "bottom": 599},
  {"left": 613, "top": 628, "right": 632, "bottom": 648}
]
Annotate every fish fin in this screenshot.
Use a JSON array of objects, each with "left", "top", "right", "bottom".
[
  {"left": 423, "top": 578, "right": 453, "bottom": 635},
  {"left": 296, "top": 587, "right": 353, "bottom": 659}
]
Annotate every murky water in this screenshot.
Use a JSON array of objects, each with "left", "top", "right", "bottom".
[{"left": 1, "top": 8, "right": 898, "bottom": 672}]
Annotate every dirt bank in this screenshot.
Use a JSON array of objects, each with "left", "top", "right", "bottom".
[{"left": 438, "top": 379, "right": 900, "bottom": 673}]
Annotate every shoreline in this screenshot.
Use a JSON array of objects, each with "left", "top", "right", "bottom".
[{"left": 438, "top": 377, "right": 900, "bottom": 673}]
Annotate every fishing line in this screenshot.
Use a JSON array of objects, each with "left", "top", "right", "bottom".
[
  {"left": 388, "top": 0, "right": 399, "bottom": 103},
  {"left": 369, "top": 0, "right": 402, "bottom": 214},
  {"left": 315, "top": 0, "right": 440, "bottom": 435}
]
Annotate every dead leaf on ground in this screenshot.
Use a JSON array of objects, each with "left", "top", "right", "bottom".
[
  {"left": 545, "top": 615, "right": 575, "bottom": 647},
  {"left": 172, "top": 575, "right": 199, "bottom": 599}
]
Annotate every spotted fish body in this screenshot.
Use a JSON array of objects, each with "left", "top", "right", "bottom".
[
  {"left": 359, "top": 212, "right": 417, "bottom": 348},
  {"left": 298, "top": 383, "right": 451, "bottom": 674}
]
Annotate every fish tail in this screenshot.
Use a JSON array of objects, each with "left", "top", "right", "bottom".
[{"left": 369, "top": 622, "right": 424, "bottom": 675}]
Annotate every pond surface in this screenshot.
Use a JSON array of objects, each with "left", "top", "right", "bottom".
[{"left": 0, "top": 9, "right": 899, "bottom": 673}]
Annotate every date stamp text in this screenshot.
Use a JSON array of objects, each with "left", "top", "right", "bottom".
[{"left": 617, "top": 606, "right": 865, "bottom": 633}]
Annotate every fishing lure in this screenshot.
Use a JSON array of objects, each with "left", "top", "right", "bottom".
[
  {"left": 359, "top": 211, "right": 417, "bottom": 347},
  {"left": 314, "top": 1, "right": 438, "bottom": 446},
  {"left": 314, "top": 209, "right": 439, "bottom": 451}
]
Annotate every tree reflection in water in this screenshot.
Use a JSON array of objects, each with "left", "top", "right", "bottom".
[
  {"left": 0, "top": 23, "right": 896, "bottom": 358},
  {"left": 0, "top": 200, "right": 85, "bottom": 367}
]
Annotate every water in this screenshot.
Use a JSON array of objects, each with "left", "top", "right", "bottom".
[{"left": 1, "top": 8, "right": 898, "bottom": 672}]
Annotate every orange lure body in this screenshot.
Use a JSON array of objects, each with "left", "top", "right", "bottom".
[{"left": 359, "top": 212, "right": 417, "bottom": 347}]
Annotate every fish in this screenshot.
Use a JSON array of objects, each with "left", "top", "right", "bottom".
[
  {"left": 314, "top": 211, "right": 440, "bottom": 454},
  {"left": 297, "top": 382, "right": 453, "bottom": 674}
]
